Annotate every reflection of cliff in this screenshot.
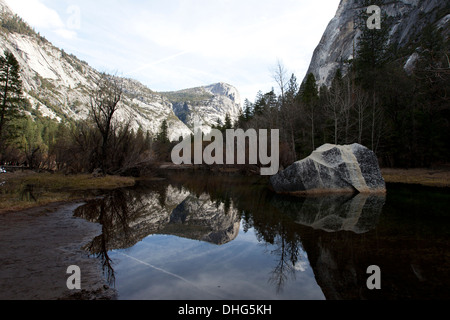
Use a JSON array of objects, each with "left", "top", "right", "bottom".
[
  {"left": 75, "top": 183, "right": 241, "bottom": 255},
  {"left": 270, "top": 194, "right": 385, "bottom": 234},
  {"left": 166, "top": 194, "right": 241, "bottom": 245}
]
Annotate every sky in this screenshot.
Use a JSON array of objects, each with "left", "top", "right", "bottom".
[{"left": 5, "top": 0, "right": 340, "bottom": 103}]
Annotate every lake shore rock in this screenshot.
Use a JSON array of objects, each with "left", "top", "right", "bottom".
[{"left": 270, "top": 144, "right": 386, "bottom": 195}]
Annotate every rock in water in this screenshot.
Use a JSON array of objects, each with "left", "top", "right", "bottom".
[{"left": 270, "top": 144, "right": 386, "bottom": 195}]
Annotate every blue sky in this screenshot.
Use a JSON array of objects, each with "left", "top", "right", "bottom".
[{"left": 5, "top": 0, "right": 340, "bottom": 103}]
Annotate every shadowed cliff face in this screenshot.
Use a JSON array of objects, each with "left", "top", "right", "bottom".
[{"left": 306, "top": 0, "right": 449, "bottom": 87}]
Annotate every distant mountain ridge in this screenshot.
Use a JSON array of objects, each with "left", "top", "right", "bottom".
[
  {"left": 0, "top": 0, "right": 242, "bottom": 141},
  {"left": 165, "top": 83, "right": 242, "bottom": 134}
]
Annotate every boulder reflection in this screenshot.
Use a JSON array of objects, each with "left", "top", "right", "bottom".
[{"left": 270, "top": 193, "right": 385, "bottom": 233}]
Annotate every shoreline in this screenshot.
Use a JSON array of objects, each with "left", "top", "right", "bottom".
[
  {"left": 0, "top": 201, "right": 117, "bottom": 300},
  {"left": 0, "top": 171, "right": 136, "bottom": 215},
  {"left": 1, "top": 168, "right": 449, "bottom": 215}
]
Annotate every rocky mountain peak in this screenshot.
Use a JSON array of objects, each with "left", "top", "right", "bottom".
[
  {"left": 204, "top": 82, "right": 241, "bottom": 103},
  {"left": 164, "top": 83, "right": 242, "bottom": 134}
]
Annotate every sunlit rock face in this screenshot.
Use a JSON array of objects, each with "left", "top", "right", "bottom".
[
  {"left": 169, "top": 82, "right": 242, "bottom": 135},
  {"left": 270, "top": 144, "right": 386, "bottom": 195}
]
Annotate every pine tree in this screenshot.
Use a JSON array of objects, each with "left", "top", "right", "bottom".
[
  {"left": 353, "top": 4, "right": 389, "bottom": 151},
  {"left": 0, "top": 50, "right": 25, "bottom": 152},
  {"left": 300, "top": 73, "right": 319, "bottom": 150},
  {"left": 300, "top": 73, "right": 319, "bottom": 105},
  {"left": 224, "top": 113, "right": 232, "bottom": 130},
  {"left": 285, "top": 73, "right": 299, "bottom": 105},
  {"left": 157, "top": 119, "right": 170, "bottom": 144},
  {"left": 253, "top": 91, "right": 265, "bottom": 116},
  {"left": 243, "top": 98, "right": 253, "bottom": 121},
  {"left": 354, "top": 3, "right": 389, "bottom": 90}
]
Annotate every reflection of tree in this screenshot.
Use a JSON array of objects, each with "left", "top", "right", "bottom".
[
  {"left": 265, "top": 223, "right": 304, "bottom": 293},
  {"left": 268, "top": 234, "right": 295, "bottom": 293},
  {"left": 75, "top": 189, "right": 142, "bottom": 286}
]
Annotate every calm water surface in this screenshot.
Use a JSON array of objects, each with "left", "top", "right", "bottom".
[{"left": 75, "top": 172, "right": 450, "bottom": 300}]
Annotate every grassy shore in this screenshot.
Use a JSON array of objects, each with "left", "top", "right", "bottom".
[
  {"left": 0, "top": 171, "right": 136, "bottom": 214},
  {"left": 382, "top": 168, "right": 450, "bottom": 188}
]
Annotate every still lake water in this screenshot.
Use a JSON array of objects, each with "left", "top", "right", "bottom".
[{"left": 75, "top": 172, "right": 450, "bottom": 300}]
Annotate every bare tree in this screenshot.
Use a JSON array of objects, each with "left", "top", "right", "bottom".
[
  {"left": 354, "top": 85, "right": 370, "bottom": 144},
  {"left": 280, "top": 74, "right": 300, "bottom": 163},
  {"left": 370, "top": 93, "right": 384, "bottom": 153},
  {"left": 324, "top": 82, "right": 345, "bottom": 145},
  {"left": 90, "top": 73, "right": 123, "bottom": 174},
  {"left": 325, "top": 76, "right": 359, "bottom": 145},
  {"left": 272, "top": 59, "right": 288, "bottom": 105}
]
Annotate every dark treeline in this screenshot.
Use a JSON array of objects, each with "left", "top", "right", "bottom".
[{"left": 236, "top": 18, "right": 449, "bottom": 169}]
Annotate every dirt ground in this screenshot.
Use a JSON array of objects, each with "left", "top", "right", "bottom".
[{"left": 0, "top": 201, "right": 117, "bottom": 300}]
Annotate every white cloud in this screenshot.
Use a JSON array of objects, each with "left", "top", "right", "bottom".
[
  {"left": 125, "top": 0, "right": 340, "bottom": 100},
  {"left": 4, "top": 0, "right": 340, "bottom": 101}
]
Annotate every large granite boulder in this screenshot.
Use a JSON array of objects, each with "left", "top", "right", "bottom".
[{"left": 270, "top": 144, "right": 386, "bottom": 195}]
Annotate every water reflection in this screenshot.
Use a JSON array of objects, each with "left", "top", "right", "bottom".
[
  {"left": 75, "top": 181, "right": 242, "bottom": 286},
  {"left": 270, "top": 193, "right": 385, "bottom": 233},
  {"left": 74, "top": 173, "right": 450, "bottom": 300}
]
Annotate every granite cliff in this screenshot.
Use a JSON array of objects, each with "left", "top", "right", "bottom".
[{"left": 306, "top": 0, "right": 449, "bottom": 87}]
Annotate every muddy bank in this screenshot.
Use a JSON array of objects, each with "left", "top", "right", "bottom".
[{"left": 0, "top": 202, "right": 116, "bottom": 300}]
